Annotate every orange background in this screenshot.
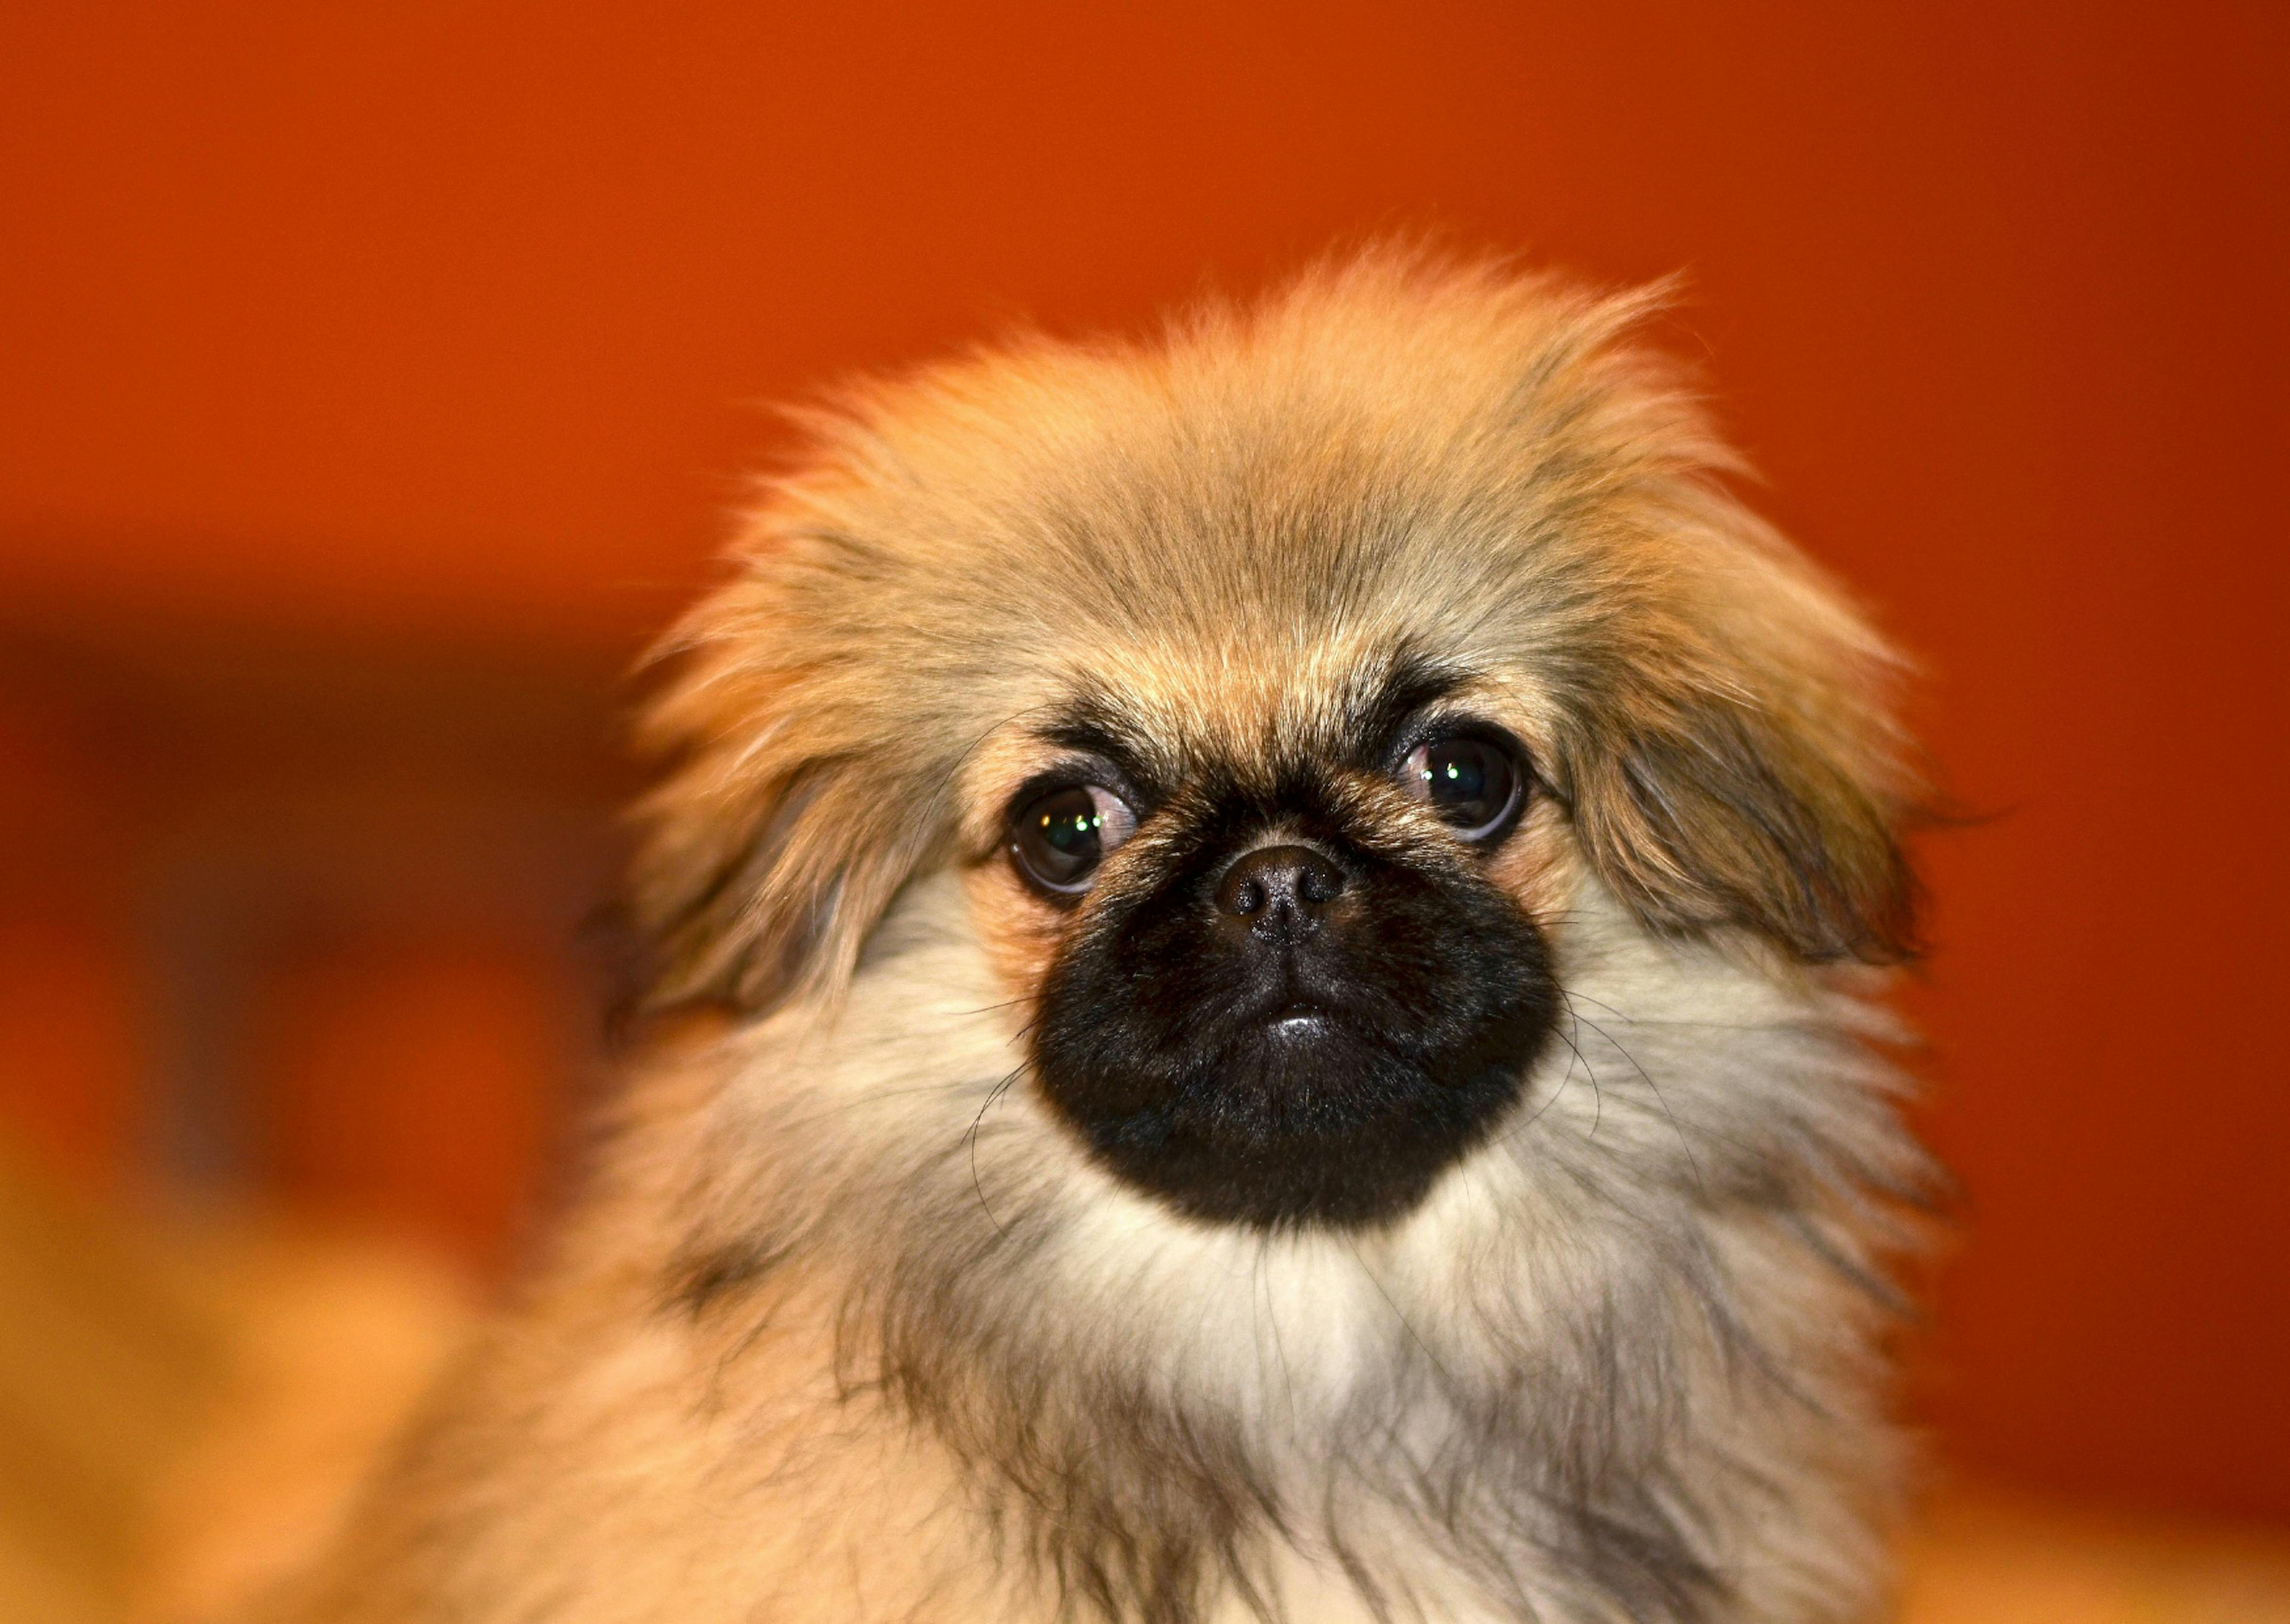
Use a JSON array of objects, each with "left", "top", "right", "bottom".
[{"left": 2, "top": 1, "right": 2284, "bottom": 1524}]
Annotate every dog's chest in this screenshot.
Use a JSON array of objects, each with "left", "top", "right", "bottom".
[{"left": 1218, "top": 1543, "right": 1514, "bottom": 1624}]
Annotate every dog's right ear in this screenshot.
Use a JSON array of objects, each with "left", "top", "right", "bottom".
[{"left": 624, "top": 519, "right": 954, "bottom": 1015}]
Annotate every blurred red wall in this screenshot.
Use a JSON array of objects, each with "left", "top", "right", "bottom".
[{"left": 2, "top": 2, "right": 2283, "bottom": 1521}]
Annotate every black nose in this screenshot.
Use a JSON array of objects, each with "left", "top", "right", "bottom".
[{"left": 1214, "top": 844, "right": 1348, "bottom": 939}]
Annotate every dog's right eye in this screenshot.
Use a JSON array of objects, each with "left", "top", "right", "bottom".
[
  {"left": 1010, "top": 785, "right": 1137, "bottom": 898},
  {"left": 1399, "top": 731, "right": 1527, "bottom": 844}
]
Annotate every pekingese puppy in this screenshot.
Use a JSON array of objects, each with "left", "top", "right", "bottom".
[{"left": 265, "top": 249, "right": 1933, "bottom": 1624}]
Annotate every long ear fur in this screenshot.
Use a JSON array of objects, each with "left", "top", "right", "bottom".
[
  {"left": 1570, "top": 681, "right": 1923, "bottom": 963},
  {"left": 1565, "top": 492, "right": 1927, "bottom": 966},
  {"left": 625, "top": 516, "right": 957, "bottom": 1013}
]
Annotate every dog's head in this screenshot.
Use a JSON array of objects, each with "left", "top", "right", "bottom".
[{"left": 630, "top": 250, "right": 1920, "bottom": 1232}]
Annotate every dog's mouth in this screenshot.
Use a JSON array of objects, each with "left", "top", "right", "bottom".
[
  {"left": 1262, "top": 1000, "right": 1333, "bottom": 1034},
  {"left": 1215, "top": 992, "right": 1382, "bottom": 1083},
  {"left": 1251, "top": 993, "right": 1341, "bottom": 1034},
  {"left": 1045, "top": 984, "right": 1546, "bottom": 1230}
]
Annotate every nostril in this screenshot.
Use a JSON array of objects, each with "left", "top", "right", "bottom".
[{"left": 1214, "top": 844, "right": 1347, "bottom": 922}]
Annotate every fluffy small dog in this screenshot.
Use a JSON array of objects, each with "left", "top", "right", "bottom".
[{"left": 267, "top": 249, "right": 1933, "bottom": 1624}]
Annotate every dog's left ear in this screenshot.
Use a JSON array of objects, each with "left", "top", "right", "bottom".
[
  {"left": 623, "top": 520, "right": 957, "bottom": 1015},
  {"left": 1562, "top": 628, "right": 1924, "bottom": 966}
]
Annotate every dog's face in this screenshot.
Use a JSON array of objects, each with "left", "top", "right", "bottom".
[
  {"left": 990, "top": 657, "right": 1558, "bottom": 1227},
  {"left": 631, "top": 252, "right": 1921, "bottom": 1234}
]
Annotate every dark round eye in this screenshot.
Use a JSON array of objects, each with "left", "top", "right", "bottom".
[
  {"left": 1400, "top": 734, "right": 1524, "bottom": 841},
  {"left": 1009, "top": 784, "right": 1138, "bottom": 896}
]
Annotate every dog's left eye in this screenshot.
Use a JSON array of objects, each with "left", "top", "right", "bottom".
[
  {"left": 1010, "top": 785, "right": 1138, "bottom": 897},
  {"left": 1400, "top": 734, "right": 1525, "bottom": 841}
]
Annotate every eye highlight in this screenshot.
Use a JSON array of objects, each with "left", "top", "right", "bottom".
[
  {"left": 1009, "top": 784, "right": 1138, "bottom": 897},
  {"left": 1400, "top": 733, "right": 1525, "bottom": 842}
]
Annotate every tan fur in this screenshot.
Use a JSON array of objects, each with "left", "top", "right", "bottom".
[
  {"left": 264, "top": 247, "right": 1933, "bottom": 1624},
  {"left": 629, "top": 251, "right": 1917, "bottom": 1014}
]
